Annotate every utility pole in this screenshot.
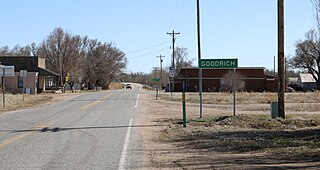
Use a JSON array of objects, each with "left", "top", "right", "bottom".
[
  {"left": 167, "top": 30, "right": 180, "bottom": 92},
  {"left": 157, "top": 55, "right": 164, "bottom": 90},
  {"left": 167, "top": 30, "right": 180, "bottom": 68},
  {"left": 153, "top": 67, "right": 159, "bottom": 100},
  {"left": 197, "top": 0, "right": 203, "bottom": 119},
  {"left": 278, "top": 0, "right": 285, "bottom": 119}
]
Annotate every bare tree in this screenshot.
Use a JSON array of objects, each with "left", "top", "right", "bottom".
[
  {"left": 220, "top": 71, "right": 246, "bottom": 92},
  {"left": 0, "top": 46, "right": 10, "bottom": 56},
  {"left": 288, "top": 1, "right": 320, "bottom": 89},
  {"left": 174, "top": 47, "right": 193, "bottom": 74},
  {"left": 0, "top": 44, "right": 35, "bottom": 56},
  {"left": 37, "top": 27, "right": 83, "bottom": 86},
  {"left": 83, "top": 40, "right": 126, "bottom": 89},
  {"left": 290, "top": 30, "right": 320, "bottom": 89},
  {"left": 311, "top": 0, "right": 320, "bottom": 34},
  {"left": 0, "top": 27, "right": 127, "bottom": 90}
]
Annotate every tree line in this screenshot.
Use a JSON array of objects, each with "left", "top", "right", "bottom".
[
  {"left": 287, "top": 0, "right": 320, "bottom": 89},
  {"left": 0, "top": 27, "right": 127, "bottom": 89}
]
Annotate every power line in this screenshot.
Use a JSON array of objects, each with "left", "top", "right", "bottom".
[
  {"left": 175, "top": 1, "right": 195, "bottom": 31},
  {"left": 130, "top": 61, "right": 158, "bottom": 68},
  {"left": 173, "top": 0, "right": 189, "bottom": 29},
  {"left": 126, "top": 41, "right": 170, "bottom": 54},
  {"left": 127, "top": 47, "right": 168, "bottom": 59},
  {"left": 168, "top": 1, "right": 182, "bottom": 31}
]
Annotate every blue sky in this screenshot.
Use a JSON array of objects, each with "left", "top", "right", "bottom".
[{"left": 0, "top": 0, "right": 315, "bottom": 73}]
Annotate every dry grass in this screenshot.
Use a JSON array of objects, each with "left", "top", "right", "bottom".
[
  {"left": 160, "top": 91, "right": 320, "bottom": 104},
  {"left": 141, "top": 93, "right": 320, "bottom": 169},
  {"left": 108, "top": 82, "right": 123, "bottom": 90},
  {"left": 0, "top": 94, "right": 53, "bottom": 112},
  {"left": 163, "top": 116, "right": 320, "bottom": 169},
  {"left": 0, "top": 92, "right": 81, "bottom": 112},
  {"left": 159, "top": 91, "right": 320, "bottom": 114}
]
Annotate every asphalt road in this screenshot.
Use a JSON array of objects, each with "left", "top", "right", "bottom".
[{"left": 0, "top": 84, "right": 144, "bottom": 170}]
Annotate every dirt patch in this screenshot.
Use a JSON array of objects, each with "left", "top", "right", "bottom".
[{"left": 138, "top": 93, "right": 320, "bottom": 169}]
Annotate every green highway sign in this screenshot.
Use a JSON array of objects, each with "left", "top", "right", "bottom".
[
  {"left": 199, "top": 59, "right": 238, "bottom": 69},
  {"left": 151, "top": 78, "right": 160, "bottom": 82}
]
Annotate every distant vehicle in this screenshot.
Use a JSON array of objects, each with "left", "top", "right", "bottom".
[
  {"left": 125, "top": 84, "right": 132, "bottom": 89},
  {"left": 289, "top": 84, "right": 303, "bottom": 91},
  {"left": 286, "top": 87, "right": 294, "bottom": 92}
]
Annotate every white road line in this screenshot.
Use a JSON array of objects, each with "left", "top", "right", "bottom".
[
  {"left": 134, "top": 94, "right": 140, "bottom": 108},
  {"left": 118, "top": 118, "right": 133, "bottom": 170}
]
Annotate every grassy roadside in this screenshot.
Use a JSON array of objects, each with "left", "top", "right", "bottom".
[
  {"left": 0, "top": 93, "right": 54, "bottom": 112},
  {"left": 0, "top": 91, "right": 83, "bottom": 112},
  {"left": 151, "top": 92, "right": 320, "bottom": 169},
  {"left": 158, "top": 114, "right": 320, "bottom": 169},
  {"left": 160, "top": 91, "right": 320, "bottom": 104}
]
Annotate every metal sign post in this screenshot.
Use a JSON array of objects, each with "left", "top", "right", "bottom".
[
  {"left": 198, "top": 59, "right": 238, "bottom": 117},
  {"left": 20, "top": 70, "right": 27, "bottom": 102},
  {"left": 151, "top": 78, "right": 160, "bottom": 100},
  {"left": 0, "top": 66, "right": 15, "bottom": 108},
  {"left": 169, "top": 67, "right": 175, "bottom": 96},
  {"left": 2, "top": 68, "right": 5, "bottom": 107},
  {"left": 233, "top": 69, "right": 236, "bottom": 116},
  {"left": 182, "top": 81, "right": 186, "bottom": 128}
]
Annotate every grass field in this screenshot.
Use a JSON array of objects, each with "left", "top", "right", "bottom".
[
  {"left": 0, "top": 91, "right": 82, "bottom": 112},
  {"left": 160, "top": 91, "right": 320, "bottom": 104},
  {"left": 144, "top": 91, "right": 320, "bottom": 169}
]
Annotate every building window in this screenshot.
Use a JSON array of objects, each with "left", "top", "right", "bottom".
[
  {"left": 18, "top": 77, "right": 23, "bottom": 88},
  {"left": 45, "top": 76, "right": 56, "bottom": 87}
]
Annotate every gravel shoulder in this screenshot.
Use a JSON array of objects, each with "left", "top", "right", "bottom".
[{"left": 138, "top": 93, "right": 320, "bottom": 169}]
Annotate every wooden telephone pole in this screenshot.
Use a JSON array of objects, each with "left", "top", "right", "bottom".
[
  {"left": 278, "top": 0, "right": 285, "bottom": 119},
  {"left": 157, "top": 55, "right": 164, "bottom": 89},
  {"left": 167, "top": 30, "right": 180, "bottom": 92},
  {"left": 197, "top": 0, "right": 203, "bottom": 119}
]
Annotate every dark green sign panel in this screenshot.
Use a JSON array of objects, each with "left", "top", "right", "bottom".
[
  {"left": 199, "top": 59, "right": 238, "bottom": 69},
  {"left": 151, "top": 78, "right": 160, "bottom": 82}
]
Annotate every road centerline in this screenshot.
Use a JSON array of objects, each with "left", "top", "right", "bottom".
[{"left": 80, "top": 93, "right": 110, "bottom": 110}]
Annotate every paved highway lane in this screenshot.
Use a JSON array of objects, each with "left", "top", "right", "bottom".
[{"left": 0, "top": 84, "right": 144, "bottom": 170}]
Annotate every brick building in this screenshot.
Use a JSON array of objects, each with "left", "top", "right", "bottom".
[
  {"left": 170, "top": 67, "right": 277, "bottom": 92},
  {"left": 0, "top": 56, "right": 59, "bottom": 94}
]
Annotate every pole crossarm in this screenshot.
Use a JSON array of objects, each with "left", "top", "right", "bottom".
[{"left": 167, "top": 30, "right": 180, "bottom": 68}]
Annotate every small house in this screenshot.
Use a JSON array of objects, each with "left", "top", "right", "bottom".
[
  {"left": 297, "top": 73, "right": 318, "bottom": 91},
  {"left": 0, "top": 56, "right": 59, "bottom": 94}
]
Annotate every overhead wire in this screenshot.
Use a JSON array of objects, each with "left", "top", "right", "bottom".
[
  {"left": 127, "top": 47, "right": 169, "bottom": 59},
  {"left": 131, "top": 61, "right": 158, "bottom": 68},
  {"left": 126, "top": 41, "right": 170, "bottom": 54},
  {"left": 178, "top": 2, "right": 196, "bottom": 32},
  {"left": 167, "top": 0, "right": 181, "bottom": 31},
  {"left": 175, "top": 0, "right": 195, "bottom": 31}
]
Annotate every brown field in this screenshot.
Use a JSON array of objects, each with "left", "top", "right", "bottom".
[
  {"left": 0, "top": 92, "right": 80, "bottom": 112},
  {"left": 140, "top": 92, "right": 320, "bottom": 169},
  {"left": 160, "top": 91, "right": 320, "bottom": 104}
]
